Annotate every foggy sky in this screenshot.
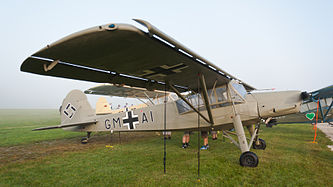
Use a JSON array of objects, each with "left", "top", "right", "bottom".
[{"left": 0, "top": 0, "right": 332, "bottom": 108}]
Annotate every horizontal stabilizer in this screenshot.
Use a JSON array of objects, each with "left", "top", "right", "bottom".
[{"left": 32, "top": 120, "right": 96, "bottom": 131}]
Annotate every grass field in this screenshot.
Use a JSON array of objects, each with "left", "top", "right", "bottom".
[
  {"left": 0, "top": 109, "right": 332, "bottom": 186},
  {"left": 0, "top": 109, "right": 83, "bottom": 146}
]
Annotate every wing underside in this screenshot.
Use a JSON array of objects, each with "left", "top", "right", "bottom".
[{"left": 21, "top": 19, "right": 255, "bottom": 93}]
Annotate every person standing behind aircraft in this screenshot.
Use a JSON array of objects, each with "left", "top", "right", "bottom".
[
  {"left": 163, "top": 131, "right": 172, "bottom": 139},
  {"left": 200, "top": 131, "right": 209, "bottom": 150},
  {"left": 182, "top": 131, "right": 190, "bottom": 148},
  {"left": 182, "top": 131, "right": 210, "bottom": 149},
  {"left": 211, "top": 131, "right": 218, "bottom": 140}
]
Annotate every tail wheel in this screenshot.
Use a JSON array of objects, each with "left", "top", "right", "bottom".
[
  {"left": 239, "top": 151, "right": 259, "bottom": 167},
  {"left": 81, "top": 137, "right": 88, "bottom": 144},
  {"left": 253, "top": 138, "right": 266, "bottom": 150}
]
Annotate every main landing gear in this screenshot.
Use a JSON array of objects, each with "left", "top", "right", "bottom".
[
  {"left": 81, "top": 132, "right": 91, "bottom": 144},
  {"left": 253, "top": 138, "right": 266, "bottom": 150},
  {"left": 240, "top": 151, "right": 259, "bottom": 167},
  {"left": 247, "top": 122, "right": 267, "bottom": 150},
  {"left": 229, "top": 114, "right": 267, "bottom": 167}
]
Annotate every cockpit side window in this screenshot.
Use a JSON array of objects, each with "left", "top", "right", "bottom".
[
  {"left": 175, "top": 93, "right": 205, "bottom": 114},
  {"left": 175, "top": 82, "right": 247, "bottom": 114},
  {"left": 208, "top": 89, "right": 217, "bottom": 104},
  {"left": 175, "top": 99, "right": 191, "bottom": 114},
  {"left": 216, "top": 87, "right": 227, "bottom": 102}
]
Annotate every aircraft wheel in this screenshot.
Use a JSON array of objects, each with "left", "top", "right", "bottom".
[
  {"left": 253, "top": 138, "right": 266, "bottom": 150},
  {"left": 81, "top": 137, "right": 88, "bottom": 144},
  {"left": 239, "top": 151, "right": 259, "bottom": 167}
]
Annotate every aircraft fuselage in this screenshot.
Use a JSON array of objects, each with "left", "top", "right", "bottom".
[{"left": 65, "top": 90, "right": 302, "bottom": 132}]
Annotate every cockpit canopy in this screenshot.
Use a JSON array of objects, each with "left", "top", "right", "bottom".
[{"left": 176, "top": 80, "right": 248, "bottom": 114}]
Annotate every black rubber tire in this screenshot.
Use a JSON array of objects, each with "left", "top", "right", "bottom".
[
  {"left": 253, "top": 138, "right": 266, "bottom": 150},
  {"left": 239, "top": 151, "right": 259, "bottom": 167},
  {"left": 81, "top": 137, "right": 88, "bottom": 144}
]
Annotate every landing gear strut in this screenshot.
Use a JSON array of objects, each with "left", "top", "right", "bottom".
[
  {"left": 81, "top": 132, "right": 91, "bottom": 144},
  {"left": 232, "top": 114, "right": 260, "bottom": 167},
  {"left": 249, "top": 124, "right": 267, "bottom": 150}
]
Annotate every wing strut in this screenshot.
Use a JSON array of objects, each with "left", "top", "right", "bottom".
[
  {"left": 318, "top": 100, "right": 324, "bottom": 122},
  {"left": 168, "top": 83, "right": 212, "bottom": 124},
  {"left": 199, "top": 74, "right": 214, "bottom": 125},
  {"left": 324, "top": 99, "right": 333, "bottom": 122},
  {"left": 196, "top": 76, "right": 201, "bottom": 181},
  {"left": 134, "top": 96, "right": 149, "bottom": 106},
  {"left": 163, "top": 83, "right": 167, "bottom": 174},
  {"left": 143, "top": 92, "right": 155, "bottom": 105}
]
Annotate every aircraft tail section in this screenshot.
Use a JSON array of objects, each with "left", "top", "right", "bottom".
[
  {"left": 60, "top": 89, "right": 95, "bottom": 125},
  {"left": 96, "top": 97, "right": 112, "bottom": 115}
]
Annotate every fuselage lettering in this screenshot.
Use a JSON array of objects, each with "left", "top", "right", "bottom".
[
  {"left": 142, "top": 113, "right": 148, "bottom": 123},
  {"left": 150, "top": 111, "right": 154, "bottom": 122},
  {"left": 105, "top": 119, "right": 111, "bottom": 129},
  {"left": 113, "top": 117, "right": 121, "bottom": 128}
]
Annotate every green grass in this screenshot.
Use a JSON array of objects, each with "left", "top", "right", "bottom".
[
  {"left": 0, "top": 109, "right": 83, "bottom": 146},
  {"left": 0, "top": 110, "right": 332, "bottom": 186}
]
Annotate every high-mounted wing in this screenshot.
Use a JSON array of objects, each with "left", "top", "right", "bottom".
[
  {"left": 84, "top": 84, "right": 169, "bottom": 99},
  {"left": 21, "top": 19, "right": 255, "bottom": 92},
  {"left": 310, "top": 85, "right": 333, "bottom": 100}
]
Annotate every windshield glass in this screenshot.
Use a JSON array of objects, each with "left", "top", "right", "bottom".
[{"left": 232, "top": 82, "right": 247, "bottom": 99}]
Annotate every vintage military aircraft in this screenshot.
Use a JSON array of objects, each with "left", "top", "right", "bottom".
[{"left": 21, "top": 19, "right": 312, "bottom": 167}]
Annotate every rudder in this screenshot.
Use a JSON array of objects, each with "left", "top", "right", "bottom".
[{"left": 60, "top": 90, "right": 95, "bottom": 125}]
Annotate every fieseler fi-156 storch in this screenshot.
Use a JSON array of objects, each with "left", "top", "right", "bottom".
[{"left": 21, "top": 19, "right": 315, "bottom": 167}]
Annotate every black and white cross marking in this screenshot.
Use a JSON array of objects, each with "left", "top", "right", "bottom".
[
  {"left": 141, "top": 63, "right": 188, "bottom": 78},
  {"left": 122, "top": 111, "right": 139, "bottom": 130},
  {"left": 63, "top": 103, "right": 76, "bottom": 119}
]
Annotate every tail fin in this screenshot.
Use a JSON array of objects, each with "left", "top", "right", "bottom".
[
  {"left": 96, "top": 97, "right": 112, "bottom": 115},
  {"left": 60, "top": 90, "right": 95, "bottom": 124}
]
